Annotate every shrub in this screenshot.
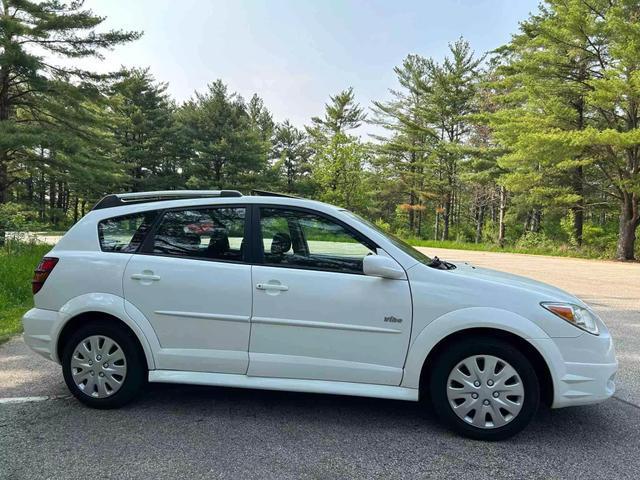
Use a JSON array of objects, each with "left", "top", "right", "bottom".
[
  {"left": 560, "top": 212, "right": 577, "bottom": 246},
  {"left": 374, "top": 218, "right": 391, "bottom": 232},
  {"left": 515, "top": 231, "right": 556, "bottom": 250}
]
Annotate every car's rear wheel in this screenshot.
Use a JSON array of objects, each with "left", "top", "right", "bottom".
[
  {"left": 429, "top": 337, "right": 540, "bottom": 441},
  {"left": 62, "top": 320, "right": 146, "bottom": 408}
]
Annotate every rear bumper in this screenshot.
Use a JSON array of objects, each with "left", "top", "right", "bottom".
[{"left": 22, "top": 308, "right": 60, "bottom": 363}]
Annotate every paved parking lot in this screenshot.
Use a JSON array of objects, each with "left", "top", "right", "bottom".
[{"left": 1, "top": 248, "right": 639, "bottom": 479}]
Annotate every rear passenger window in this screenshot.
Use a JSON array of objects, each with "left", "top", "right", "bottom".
[
  {"left": 98, "top": 212, "right": 157, "bottom": 253},
  {"left": 151, "top": 207, "right": 246, "bottom": 261}
]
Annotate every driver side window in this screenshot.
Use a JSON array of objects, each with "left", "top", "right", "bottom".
[{"left": 259, "top": 208, "right": 374, "bottom": 274}]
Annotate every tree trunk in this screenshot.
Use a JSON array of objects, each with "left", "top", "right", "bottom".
[
  {"left": 0, "top": 161, "right": 6, "bottom": 204},
  {"left": 0, "top": 163, "right": 6, "bottom": 247},
  {"left": 408, "top": 152, "right": 416, "bottom": 234},
  {"left": 73, "top": 196, "right": 79, "bottom": 224},
  {"left": 64, "top": 186, "right": 70, "bottom": 213},
  {"left": 49, "top": 178, "right": 56, "bottom": 224},
  {"left": 26, "top": 175, "right": 34, "bottom": 204},
  {"left": 475, "top": 204, "right": 485, "bottom": 244},
  {"left": 498, "top": 186, "right": 507, "bottom": 248},
  {"left": 408, "top": 192, "right": 415, "bottom": 234},
  {"left": 616, "top": 194, "right": 639, "bottom": 260},
  {"left": 571, "top": 165, "right": 584, "bottom": 246},
  {"left": 0, "top": 55, "right": 10, "bottom": 246},
  {"left": 441, "top": 195, "right": 451, "bottom": 241},
  {"left": 571, "top": 94, "right": 586, "bottom": 246},
  {"left": 214, "top": 160, "right": 223, "bottom": 186},
  {"left": 38, "top": 169, "right": 45, "bottom": 222},
  {"left": 56, "top": 181, "right": 64, "bottom": 209},
  {"left": 523, "top": 214, "right": 530, "bottom": 233},
  {"left": 286, "top": 166, "right": 294, "bottom": 193},
  {"left": 531, "top": 209, "right": 542, "bottom": 233}
]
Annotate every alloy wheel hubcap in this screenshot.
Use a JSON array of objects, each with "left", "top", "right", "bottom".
[
  {"left": 446, "top": 355, "right": 524, "bottom": 429},
  {"left": 70, "top": 335, "right": 127, "bottom": 398}
]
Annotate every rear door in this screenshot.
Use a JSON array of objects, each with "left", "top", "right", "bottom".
[
  {"left": 248, "top": 206, "right": 412, "bottom": 386},
  {"left": 123, "top": 205, "right": 252, "bottom": 374}
]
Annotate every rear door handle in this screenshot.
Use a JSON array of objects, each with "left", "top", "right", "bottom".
[
  {"left": 256, "top": 283, "right": 288, "bottom": 291},
  {"left": 131, "top": 273, "right": 161, "bottom": 282}
]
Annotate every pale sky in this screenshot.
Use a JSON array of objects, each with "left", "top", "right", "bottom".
[{"left": 78, "top": 0, "right": 539, "bottom": 136}]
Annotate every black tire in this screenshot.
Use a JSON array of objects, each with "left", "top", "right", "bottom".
[
  {"left": 429, "top": 336, "right": 540, "bottom": 441},
  {"left": 61, "top": 319, "right": 147, "bottom": 409}
]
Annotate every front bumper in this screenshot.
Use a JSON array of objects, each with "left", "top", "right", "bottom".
[
  {"left": 22, "top": 307, "right": 60, "bottom": 363},
  {"left": 531, "top": 328, "right": 617, "bottom": 409},
  {"left": 552, "top": 360, "right": 617, "bottom": 407}
]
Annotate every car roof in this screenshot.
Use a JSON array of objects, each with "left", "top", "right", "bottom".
[{"left": 87, "top": 193, "right": 345, "bottom": 220}]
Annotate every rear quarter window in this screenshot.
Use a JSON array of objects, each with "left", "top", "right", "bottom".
[{"left": 98, "top": 212, "right": 157, "bottom": 252}]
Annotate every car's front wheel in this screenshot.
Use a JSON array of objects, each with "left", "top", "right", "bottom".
[
  {"left": 61, "top": 320, "right": 146, "bottom": 408},
  {"left": 429, "top": 337, "right": 540, "bottom": 441}
]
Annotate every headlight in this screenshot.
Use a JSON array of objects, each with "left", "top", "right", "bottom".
[{"left": 541, "top": 302, "right": 600, "bottom": 335}]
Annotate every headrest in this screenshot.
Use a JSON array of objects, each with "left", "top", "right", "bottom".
[
  {"left": 181, "top": 232, "right": 201, "bottom": 245},
  {"left": 271, "top": 232, "right": 291, "bottom": 255},
  {"left": 208, "top": 229, "right": 230, "bottom": 255}
]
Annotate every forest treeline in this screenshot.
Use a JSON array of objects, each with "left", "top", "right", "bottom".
[{"left": 0, "top": 1, "right": 639, "bottom": 259}]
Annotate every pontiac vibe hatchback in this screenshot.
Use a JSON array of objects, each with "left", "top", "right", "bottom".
[{"left": 22, "top": 190, "right": 617, "bottom": 440}]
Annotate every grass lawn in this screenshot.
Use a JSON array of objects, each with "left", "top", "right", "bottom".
[
  {"left": 405, "top": 238, "right": 624, "bottom": 260},
  {"left": 0, "top": 242, "right": 51, "bottom": 343}
]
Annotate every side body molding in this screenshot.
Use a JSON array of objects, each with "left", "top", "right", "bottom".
[
  {"left": 401, "top": 306, "right": 557, "bottom": 389},
  {"left": 52, "top": 292, "right": 160, "bottom": 369}
]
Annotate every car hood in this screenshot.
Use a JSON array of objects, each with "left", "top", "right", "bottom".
[{"left": 449, "top": 262, "right": 583, "bottom": 305}]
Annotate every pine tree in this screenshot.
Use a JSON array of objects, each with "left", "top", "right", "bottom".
[
  {"left": 248, "top": 94, "right": 275, "bottom": 142},
  {"left": 307, "top": 87, "right": 366, "bottom": 143},
  {"left": 416, "top": 39, "right": 483, "bottom": 240},
  {"left": 372, "top": 55, "right": 439, "bottom": 237},
  {"left": 110, "top": 68, "right": 179, "bottom": 192},
  {"left": 583, "top": 0, "right": 640, "bottom": 259},
  {"left": 488, "top": 1, "right": 603, "bottom": 246},
  {"left": 490, "top": 0, "right": 640, "bottom": 259},
  {"left": 178, "top": 80, "right": 267, "bottom": 190},
  {"left": 272, "top": 120, "right": 312, "bottom": 193},
  {"left": 306, "top": 88, "right": 368, "bottom": 211},
  {"left": 465, "top": 71, "right": 507, "bottom": 244},
  {"left": 0, "top": 0, "right": 140, "bottom": 241},
  {"left": 312, "top": 132, "right": 368, "bottom": 212}
]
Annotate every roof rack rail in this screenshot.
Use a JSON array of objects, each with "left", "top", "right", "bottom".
[
  {"left": 250, "top": 189, "right": 298, "bottom": 198},
  {"left": 92, "top": 190, "right": 243, "bottom": 210}
]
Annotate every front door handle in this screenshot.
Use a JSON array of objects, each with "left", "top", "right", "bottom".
[
  {"left": 131, "top": 273, "right": 161, "bottom": 282},
  {"left": 256, "top": 283, "right": 288, "bottom": 291}
]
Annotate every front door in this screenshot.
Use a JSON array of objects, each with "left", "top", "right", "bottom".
[
  {"left": 123, "top": 205, "right": 252, "bottom": 374},
  {"left": 248, "top": 207, "right": 412, "bottom": 386}
]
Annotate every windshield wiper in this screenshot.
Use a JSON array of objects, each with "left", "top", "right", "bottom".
[{"left": 428, "top": 256, "right": 456, "bottom": 270}]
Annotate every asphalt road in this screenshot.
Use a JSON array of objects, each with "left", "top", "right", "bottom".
[{"left": 1, "top": 248, "right": 639, "bottom": 479}]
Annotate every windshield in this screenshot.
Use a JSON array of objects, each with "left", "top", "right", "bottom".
[{"left": 343, "top": 211, "right": 433, "bottom": 265}]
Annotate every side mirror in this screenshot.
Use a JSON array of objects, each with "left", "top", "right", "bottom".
[{"left": 363, "top": 255, "right": 406, "bottom": 280}]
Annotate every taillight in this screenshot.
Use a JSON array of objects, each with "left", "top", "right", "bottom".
[{"left": 32, "top": 257, "right": 59, "bottom": 294}]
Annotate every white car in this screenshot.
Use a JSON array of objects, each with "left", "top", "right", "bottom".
[{"left": 22, "top": 190, "right": 617, "bottom": 440}]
